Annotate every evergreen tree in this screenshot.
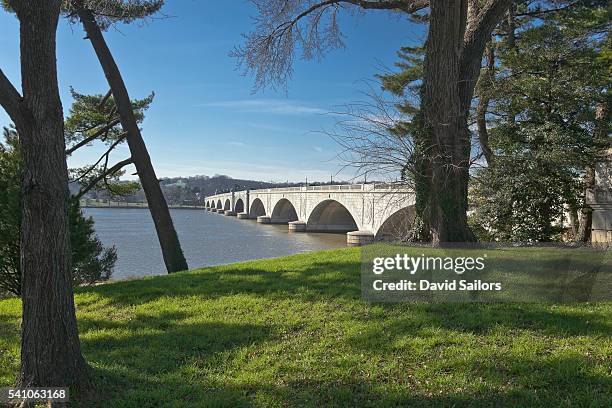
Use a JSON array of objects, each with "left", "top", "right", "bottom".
[
  {"left": 0, "top": 127, "right": 117, "bottom": 296},
  {"left": 66, "top": 88, "right": 148, "bottom": 198},
  {"left": 471, "top": 2, "right": 610, "bottom": 242}
]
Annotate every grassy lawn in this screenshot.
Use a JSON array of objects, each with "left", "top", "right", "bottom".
[{"left": 0, "top": 247, "right": 610, "bottom": 407}]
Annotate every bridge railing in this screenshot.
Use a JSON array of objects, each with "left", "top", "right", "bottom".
[{"left": 205, "top": 183, "right": 413, "bottom": 201}]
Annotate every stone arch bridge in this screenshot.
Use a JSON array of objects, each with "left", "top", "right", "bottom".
[{"left": 204, "top": 184, "right": 415, "bottom": 245}]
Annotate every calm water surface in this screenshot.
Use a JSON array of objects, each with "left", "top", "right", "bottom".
[{"left": 84, "top": 208, "right": 346, "bottom": 280}]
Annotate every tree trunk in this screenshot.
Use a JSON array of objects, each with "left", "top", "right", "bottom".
[
  {"left": 417, "top": 0, "right": 510, "bottom": 244},
  {"left": 576, "top": 203, "right": 592, "bottom": 242},
  {"left": 14, "top": 0, "right": 90, "bottom": 388},
  {"left": 476, "top": 44, "right": 495, "bottom": 165},
  {"left": 419, "top": 1, "right": 474, "bottom": 244},
  {"left": 76, "top": 7, "right": 188, "bottom": 273},
  {"left": 575, "top": 165, "right": 595, "bottom": 242},
  {"left": 577, "top": 102, "right": 608, "bottom": 242}
]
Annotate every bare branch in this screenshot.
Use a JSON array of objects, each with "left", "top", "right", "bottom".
[
  {"left": 75, "top": 157, "right": 133, "bottom": 199},
  {"left": 349, "top": 0, "right": 427, "bottom": 13},
  {"left": 71, "top": 132, "right": 127, "bottom": 182},
  {"left": 323, "top": 83, "right": 417, "bottom": 183},
  {"left": 233, "top": 0, "right": 428, "bottom": 89}
]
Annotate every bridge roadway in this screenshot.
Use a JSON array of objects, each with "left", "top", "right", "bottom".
[{"left": 204, "top": 184, "right": 415, "bottom": 245}]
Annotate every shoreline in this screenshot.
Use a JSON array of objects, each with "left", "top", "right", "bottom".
[{"left": 82, "top": 204, "right": 205, "bottom": 210}]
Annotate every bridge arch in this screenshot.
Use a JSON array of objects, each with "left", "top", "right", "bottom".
[
  {"left": 306, "top": 199, "right": 359, "bottom": 232},
  {"left": 205, "top": 200, "right": 210, "bottom": 207},
  {"left": 223, "top": 199, "right": 231, "bottom": 211},
  {"left": 376, "top": 205, "right": 416, "bottom": 240},
  {"left": 250, "top": 197, "right": 266, "bottom": 217},
  {"left": 234, "top": 198, "right": 245, "bottom": 213},
  {"left": 271, "top": 198, "right": 298, "bottom": 223},
  {"left": 216, "top": 199, "right": 222, "bottom": 209}
]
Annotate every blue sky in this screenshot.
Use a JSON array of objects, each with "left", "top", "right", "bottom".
[{"left": 0, "top": 2, "right": 424, "bottom": 182}]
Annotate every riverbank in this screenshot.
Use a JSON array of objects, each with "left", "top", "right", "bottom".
[{"left": 0, "top": 247, "right": 610, "bottom": 407}]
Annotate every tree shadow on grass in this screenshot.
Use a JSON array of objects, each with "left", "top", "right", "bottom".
[
  {"left": 75, "top": 353, "right": 611, "bottom": 407},
  {"left": 368, "top": 302, "right": 610, "bottom": 339},
  {"left": 76, "top": 310, "right": 273, "bottom": 406},
  {"left": 272, "top": 363, "right": 610, "bottom": 407},
  {"left": 78, "top": 258, "right": 611, "bottom": 338},
  {"left": 68, "top": 253, "right": 612, "bottom": 406},
  {"left": 78, "top": 260, "right": 363, "bottom": 308}
]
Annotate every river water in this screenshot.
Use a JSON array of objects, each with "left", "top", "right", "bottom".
[{"left": 84, "top": 208, "right": 347, "bottom": 280}]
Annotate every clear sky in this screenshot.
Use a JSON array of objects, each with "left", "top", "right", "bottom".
[{"left": 0, "top": 2, "right": 424, "bottom": 182}]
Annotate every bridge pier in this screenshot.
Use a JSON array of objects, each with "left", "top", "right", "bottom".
[
  {"left": 257, "top": 216, "right": 271, "bottom": 224},
  {"left": 346, "top": 231, "right": 375, "bottom": 246},
  {"left": 211, "top": 208, "right": 217, "bottom": 213},
  {"left": 271, "top": 218, "right": 292, "bottom": 224},
  {"left": 224, "top": 210, "right": 236, "bottom": 216},
  {"left": 288, "top": 221, "right": 307, "bottom": 232},
  {"left": 237, "top": 212, "right": 251, "bottom": 219}
]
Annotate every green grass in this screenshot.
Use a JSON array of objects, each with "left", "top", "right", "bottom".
[{"left": 0, "top": 247, "right": 610, "bottom": 407}]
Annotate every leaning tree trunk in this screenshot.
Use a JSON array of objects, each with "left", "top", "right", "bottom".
[
  {"left": 76, "top": 7, "right": 188, "bottom": 273},
  {"left": 417, "top": 0, "right": 510, "bottom": 244},
  {"left": 15, "top": 0, "right": 90, "bottom": 388}
]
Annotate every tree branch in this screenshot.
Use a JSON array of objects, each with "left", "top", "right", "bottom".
[
  {"left": 476, "top": 42, "right": 495, "bottom": 165},
  {"left": 75, "top": 157, "right": 133, "bottom": 199},
  {"left": 235, "top": 0, "right": 429, "bottom": 89},
  {"left": 464, "top": 0, "right": 511, "bottom": 48},
  {"left": 459, "top": 0, "right": 511, "bottom": 107},
  {"left": 284, "top": 0, "right": 428, "bottom": 30},
  {"left": 351, "top": 0, "right": 427, "bottom": 12},
  {"left": 515, "top": 1, "right": 579, "bottom": 17},
  {"left": 71, "top": 131, "right": 127, "bottom": 182},
  {"left": 65, "top": 118, "right": 121, "bottom": 155},
  {"left": 98, "top": 88, "right": 112, "bottom": 110},
  {"left": 0, "top": 68, "right": 25, "bottom": 127}
]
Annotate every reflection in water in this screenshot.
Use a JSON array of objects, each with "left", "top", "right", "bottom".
[{"left": 84, "top": 208, "right": 347, "bottom": 280}]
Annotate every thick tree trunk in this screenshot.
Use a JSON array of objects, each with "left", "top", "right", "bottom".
[
  {"left": 419, "top": 1, "right": 475, "bottom": 244},
  {"left": 76, "top": 7, "right": 188, "bottom": 273},
  {"left": 417, "top": 0, "right": 510, "bottom": 244},
  {"left": 14, "top": 0, "right": 90, "bottom": 388}
]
